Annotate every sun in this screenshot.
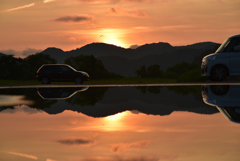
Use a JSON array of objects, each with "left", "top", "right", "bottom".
[
  {"left": 97, "top": 28, "right": 127, "bottom": 48},
  {"left": 103, "top": 37, "right": 125, "bottom": 47}
]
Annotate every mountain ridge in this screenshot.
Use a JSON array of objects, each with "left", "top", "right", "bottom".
[{"left": 40, "top": 41, "right": 220, "bottom": 76}]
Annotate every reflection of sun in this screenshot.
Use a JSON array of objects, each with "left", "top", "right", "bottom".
[
  {"left": 106, "top": 112, "right": 125, "bottom": 121},
  {"left": 103, "top": 112, "right": 126, "bottom": 131}
]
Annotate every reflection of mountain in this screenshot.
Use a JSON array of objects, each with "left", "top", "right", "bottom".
[
  {"left": 1, "top": 86, "right": 218, "bottom": 117},
  {"left": 41, "top": 42, "right": 220, "bottom": 76},
  {"left": 202, "top": 85, "right": 240, "bottom": 123},
  {"left": 40, "top": 87, "right": 217, "bottom": 117}
]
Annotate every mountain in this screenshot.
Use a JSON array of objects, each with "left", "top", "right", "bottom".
[
  {"left": 41, "top": 42, "right": 220, "bottom": 76},
  {"left": 0, "top": 52, "right": 5, "bottom": 57}
]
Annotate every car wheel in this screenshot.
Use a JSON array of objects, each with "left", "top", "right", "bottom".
[
  {"left": 210, "top": 85, "right": 229, "bottom": 95},
  {"left": 41, "top": 77, "right": 50, "bottom": 84},
  {"left": 210, "top": 65, "right": 228, "bottom": 81},
  {"left": 75, "top": 77, "right": 83, "bottom": 84}
]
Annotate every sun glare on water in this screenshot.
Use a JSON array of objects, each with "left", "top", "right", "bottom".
[{"left": 103, "top": 112, "right": 126, "bottom": 131}]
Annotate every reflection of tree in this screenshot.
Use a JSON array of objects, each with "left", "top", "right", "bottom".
[
  {"left": 65, "top": 87, "right": 108, "bottom": 106},
  {"left": 136, "top": 86, "right": 162, "bottom": 94},
  {"left": 167, "top": 86, "right": 202, "bottom": 101}
]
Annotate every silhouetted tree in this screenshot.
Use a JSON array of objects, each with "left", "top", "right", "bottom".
[
  {"left": 136, "top": 65, "right": 163, "bottom": 78},
  {"left": 22, "top": 53, "right": 57, "bottom": 79},
  {"left": 136, "top": 65, "right": 147, "bottom": 78},
  {"left": 146, "top": 64, "right": 163, "bottom": 78},
  {"left": 0, "top": 55, "right": 23, "bottom": 79},
  {"left": 165, "top": 62, "right": 198, "bottom": 78},
  {"left": 65, "top": 55, "right": 122, "bottom": 79}
]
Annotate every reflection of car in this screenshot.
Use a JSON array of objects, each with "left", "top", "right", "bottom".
[
  {"left": 201, "top": 34, "right": 240, "bottom": 81},
  {"left": 37, "top": 87, "right": 89, "bottom": 100},
  {"left": 36, "top": 64, "right": 89, "bottom": 84},
  {"left": 202, "top": 85, "right": 240, "bottom": 123}
]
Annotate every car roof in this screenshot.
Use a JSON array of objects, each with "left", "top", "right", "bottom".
[{"left": 230, "top": 34, "right": 240, "bottom": 39}]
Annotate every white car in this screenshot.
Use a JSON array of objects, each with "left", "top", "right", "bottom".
[{"left": 201, "top": 34, "right": 240, "bottom": 81}]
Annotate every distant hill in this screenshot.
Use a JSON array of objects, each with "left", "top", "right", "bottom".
[
  {"left": 0, "top": 52, "right": 5, "bottom": 57},
  {"left": 41, "top": 42, "right": 220, "bottom": 76}
]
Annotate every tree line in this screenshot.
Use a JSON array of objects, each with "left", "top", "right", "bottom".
[
  {"left": 0, "top": 44, "right": 218, "bottom": 81},
  {"left": 0, "top": 53, "right": 121, "bottom": 80}
]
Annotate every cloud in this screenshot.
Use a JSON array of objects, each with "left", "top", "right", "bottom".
[
  {"left": 78, "top": 0, "right": 153, "bottom": 4},
  {"left": 81, "top": 156, "right": 160, "bottom": 161},
  {"left": 43, "top": 0, "right": 56, "bottom": 3},
  {"left": 109, "top": 6, "right": 148, "bottom": 18},
  {"left": 21, "top": 48, "right": 43, "bottom": 56},
  {"left": 0, "top": 48, "right": 42, "bottom": 57},
  {"left": 57, "top": 137, "right": 95, "bottom": 146},
  {"left": 129, "top": 44, "right": 140, "bottom": 49},
  {"left": 111, "top": 140, "right": 151, "bottom": 153},
  {"left": 3, "top": 1, "right": 56, "bottom": 12},
  {"left": 6, "top": 151, "right": 38, "bottom": 160},
  {"left": 54, "top": 15, "right": 94, "bottom": 23},
  {"left": 3, "top": 3, "right": 35, "bottom": 12}
]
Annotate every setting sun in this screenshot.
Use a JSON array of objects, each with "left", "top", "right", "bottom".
[{"left": 97, "top": 28, "right": 127, "bottom": 48}]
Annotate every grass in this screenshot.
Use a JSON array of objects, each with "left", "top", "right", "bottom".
[{"left": 0, "top": 78, "right": 177, "bottom": 86}]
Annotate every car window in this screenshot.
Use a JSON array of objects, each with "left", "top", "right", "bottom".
[
  {"left": 223, "top": 38, "right": 240, "bottom": 53},
  {"left": 60, "top": 66, "right": 71, "bottom": 72}
]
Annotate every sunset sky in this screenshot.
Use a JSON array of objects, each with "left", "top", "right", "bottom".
[{"left": 1, "top": 0, "right": 240, "bottom": 56}]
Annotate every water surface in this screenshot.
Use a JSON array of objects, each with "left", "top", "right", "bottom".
[{"left": 0, "top": 85, "right": 239, "bottom": 161}]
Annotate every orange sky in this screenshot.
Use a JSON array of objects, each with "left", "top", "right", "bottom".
[{"left": 1, "top": 0, "right": 240, "bottom": 55}]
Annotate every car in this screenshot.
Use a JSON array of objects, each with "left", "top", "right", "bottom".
[
  {"left": 202, "top": 85, "right": 240, "bottom": 124},
  {"left": 37, "top": 87, "right": 89, "bottom": 99},
  {"left": 201, "top": 34, "right": 240, "bottom": 81},
  {"left": 36, "top": 64, "right": 89, "bottom": 84}
]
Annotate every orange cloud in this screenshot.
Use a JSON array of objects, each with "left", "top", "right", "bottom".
[
  {"left": 57, "top": 137, "right": 95, "bottom": 146},
  {"left": 3, "top": 3, "right": 35, "bottom": 12},
  {"left": 109, "top": 6, "right": 149, "bottom": 18},
  {"left": 6, "top": 151, "right": 38, "bottom": 160},
  {"left": 111, "top": 140, "right": 151, "bottom": 153},
  {"left": 54, "top": 15, "right": 94, "bottom": 23}
]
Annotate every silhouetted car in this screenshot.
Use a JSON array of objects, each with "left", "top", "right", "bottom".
[
  {"left": 36, "top": 64, "right": 89, "bottom": 84},
  {"left": 202, "top": 85, "right": 240, "bottom": 124},
  {"left": 201, "top": 34, "right": 240, "bottom": 81},
  {"left": 37, "top": 87, "right": 89, "bottom": 99}
]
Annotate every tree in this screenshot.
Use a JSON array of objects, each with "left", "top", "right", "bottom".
[
  {"left": 165, "top": 62, "right": 198, "bottom": 78},
  {"left": 65, "top": 55, "right": 121, "bottom": 79},
  {"left": 22, "top": 53, "right": 57, "bottom": 79},
  {"left": 0, "top": 55, "right": 23, "bottom": 79},
  {"left": 147, "top": 64, "right": 163, "bottom": 78},
  {"left": 136, "top": 65, "right": 147, "bottom": 78},
  {"left": 136, "top": 65, "right": 163, "bottom": 78}
]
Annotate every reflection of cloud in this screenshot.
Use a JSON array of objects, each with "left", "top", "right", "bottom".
[
  {"left": 57, "top": 137, "right": 95, "bottom": 146},
  {"left": 3, "top": 3, "right": 35, "bottom": 12},
  {"left": 54, "top": 15, "right": 94, "bottom": 23},
  {"left": 81, "top": 156, "right": 160, "bottom": 161},
  {"left": 111, "top": 140, "right": 151, "bottom": 153},
  {"left": 43, "top": 0, "right": 56, "bottom": 3},
  {"left": 78, "top": 0, "right": 153, "bottom": 3},
  {"left": 109, "top": 6, "right": 148, "bottom": 18},
  {"left": 6, "top": 151, "right": 38, "bottom": 160}
]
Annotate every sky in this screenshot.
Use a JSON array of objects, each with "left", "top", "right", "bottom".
[{"left": 0, "top": 0, "right": 240, "bottom": 57}]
